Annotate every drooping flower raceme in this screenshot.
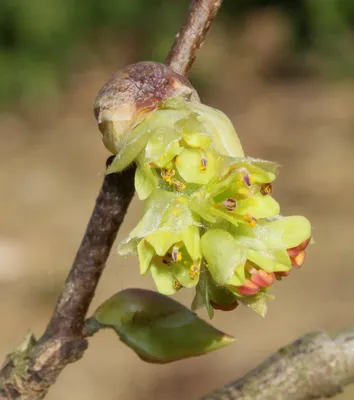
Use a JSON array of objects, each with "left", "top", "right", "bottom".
[{"left": 101, "top": 93, "right": 311, "bottom": 318}]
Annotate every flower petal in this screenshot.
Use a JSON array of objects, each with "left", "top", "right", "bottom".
[
  {"left": 176, "top": 113, "right": 212, "bottom": 148},
  {"left": 137, "top": 239, "right": 155, "bottom": 274},
  {"left": 191, "top": 103, "right": 245, "bottom": 158},
  {"left": 145, "top": 128, "right": 182, "bottom": 168},
  {"left": 181, "top": 225, "right": 201, "bottom": 260},
  {"left": 255, "top": 216, "right": 312, "bottom": 249},
  {"left": 173, "top": 262, "right": 199, "bottom": 288},
  {"left": 146, "top": 231, "right": 180, "bottom": 256},
  {"left": 236, "top": 194, "right": 280, "bottom": 219},
  {"left": 201, "top": 229, "right": 246, "bottom": 286},
  {"left": 150, "top": 260, "right": 177, "bottom": 295},
  {"left": 176, "top": 149, "right": 216, "bottom": 185}
]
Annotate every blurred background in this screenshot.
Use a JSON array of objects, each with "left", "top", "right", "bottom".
[{"left": 1, "top": 0, "right": 354, "bottom": 399}]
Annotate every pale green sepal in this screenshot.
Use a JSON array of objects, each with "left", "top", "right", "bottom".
[
  {"left": 191, "top": 103, "right": 245, "bottom": 158},
  {"left": 145, "top": 128, "right": 182, "bottom": 168},
  {"left": 137, "top": 239, "right": 155, "bottom": 274},
  {"left": 240, "top": 293, "right": 271, "bottom": 317},
  {"left": 135, "top": 163, "right": 158, "bottom": 200},
  {"left": 106, "top": 132, "right": 152, "bottom": 174}
]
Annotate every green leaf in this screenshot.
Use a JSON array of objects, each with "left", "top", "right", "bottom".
[{"left": 93, "top": 289, "right": 235, "bottom": 363}]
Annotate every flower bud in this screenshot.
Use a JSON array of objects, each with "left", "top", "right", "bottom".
[
  {"left": 291, "top": 250, "right": 306, "bottom": 268},
  {"left": 94, "top": 61, "right": 199, "bottom": 155},
  {"left": 275, "top": 270, "right": 291, "bottom": 278},
  {"left": 249, "top": 269, "right": 275, "bottom": 288},
  {"left": 210, "top": 299, "right": 239, "bottom": 311},
  {"left": 232, "top": 280, "right": 260, "bottom": 296}
]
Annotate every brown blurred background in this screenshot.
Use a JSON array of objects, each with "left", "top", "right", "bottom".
[{"left": 1, "top": 1, "right": 354, "bottom": 399}]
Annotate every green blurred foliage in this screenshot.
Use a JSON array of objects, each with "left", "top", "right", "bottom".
[{"left": 0, "top": 0, "right": 353, "bottom": 106}]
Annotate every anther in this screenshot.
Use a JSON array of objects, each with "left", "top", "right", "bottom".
[
  {"left": 161, "top": 169, "right": 175, "bottom": 182},
  {"left": 171, "top": 246, "right": 182, "bottom": 262},
  {"left": 200, "top": 156, "right": 208, "bottom": 171},
  {"left": 189, "top": 262, "right": 200, "bottom": 280},
  {"left": 223, "top": 198, "right": 237, "bottom": 212},
  {"left": 173, "top": 279, "right": 182, "bottom": 290},
  {"left": 260, "top": 183, "right": 273, "bottom": 196},
  {"left": 244, "top": 214, "right": 257, "bottom": 227}
]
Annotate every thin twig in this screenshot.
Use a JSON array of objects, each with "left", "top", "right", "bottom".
[
  {"left": 0, "top": 1, "right": 224, "bottom": 399},
  {"left": 42, "top": 160, "right": 136, "bottom": 339},
  {"left": 165, "top": 0, "right": 223, "bottom": 75},
  {"left": 199, "top": 328, "right": 354, "bottom": 400}
]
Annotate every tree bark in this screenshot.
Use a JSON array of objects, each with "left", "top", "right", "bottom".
[{"left": 200, "top": 329, "right": 354, "bottom": 400}]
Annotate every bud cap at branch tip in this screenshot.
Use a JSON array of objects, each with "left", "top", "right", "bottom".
[{"left": 94, "top": 61, "right": 200, "bottom": 154}]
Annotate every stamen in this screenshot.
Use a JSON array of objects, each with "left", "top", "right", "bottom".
[
  {"left": 235, "top": 168, "right": 251, "bottom": 187},
  {"left": 173, "top": 279, "right": 182, "bottom": 290},
  {"left": 171, "top": 178, "right": 186, "bottom": 191},
  {"left": 200, "top": 154, "right": 208, "bottom": 171},
  {"left": 161, "top": 168, "right": 175, "bottom": 183},
  {"left": 223, "top": 198, "right": 237, "bottom": 212},
  {"left": 189, "top": 262, "right": 201, "bottom": 280},
  {"left": 260, "top": 183, "right": 273, "bottom": 196},
  {"left": 171, "top": 246, "right": 182, "bottom": 262},
  {"left": 243, "top": 174, "right": 251, "bottom": 187},
  {"left": 244, "top": 214, "right": 258, "bottom": 227}
]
